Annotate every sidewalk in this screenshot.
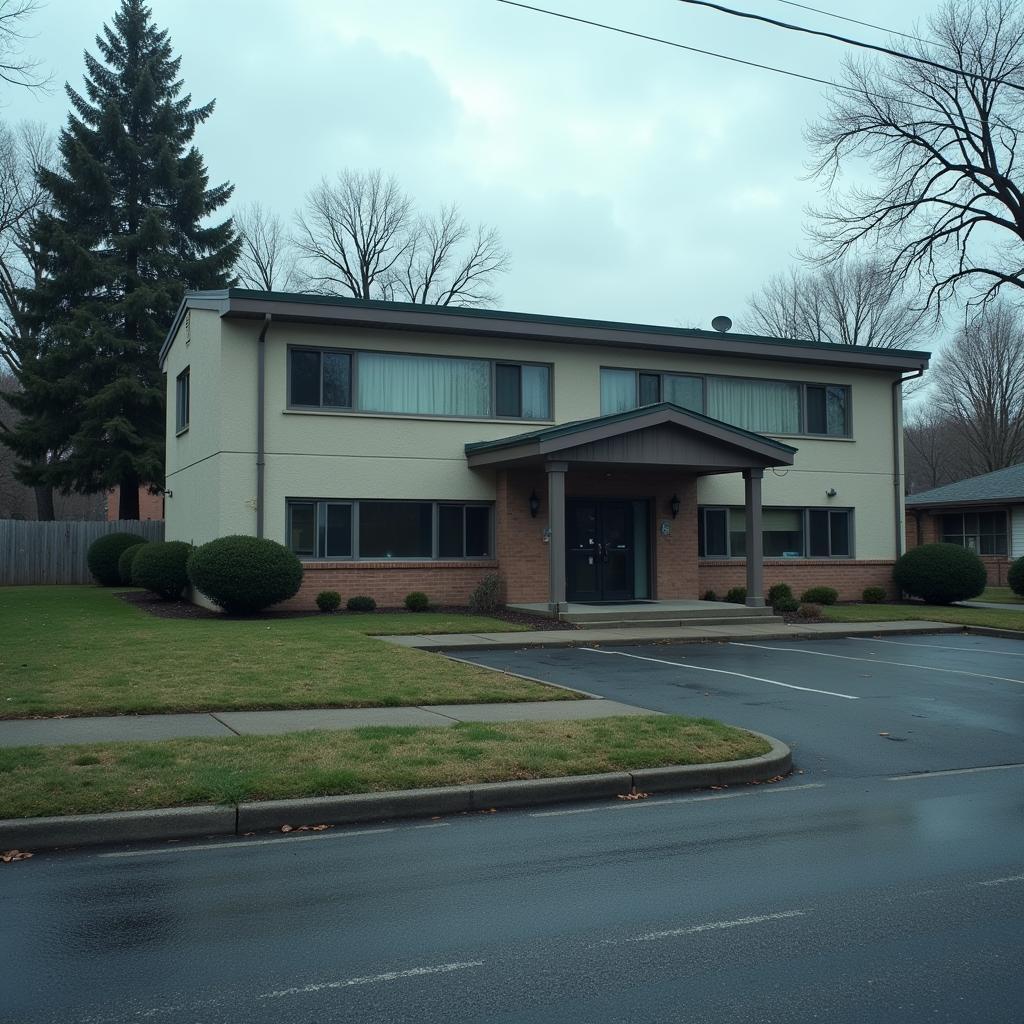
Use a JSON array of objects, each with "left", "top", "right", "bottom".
[
  {"left": 0, "top": 698, "right": 652, "bottom": 749},
  {"left": 377, "top": 618, "right": 965, "bottom": 650}
]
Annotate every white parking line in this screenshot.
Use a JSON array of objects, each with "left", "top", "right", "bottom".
[
  {"left": 846, "top": 637, "right": 1024, "bottom": 658},
  {"left": 583, "top": 647, "right": 858, "bottom": 699},
  {"left": 888, "top": 763, "right": 1024, "bottom": 781},
  {"left": 978, "top": 874, "right": 1024, "bottom": 887},
  {"left": 97, "top": 827, "right": 395, "bottom": 858},
  {"left": 259, "top": 960, "right": 485, "bottom": 998},
  {"left": 629, "top": 910, "right": 807, "bottom": 943},
  {"left": 729, "top": 642, "right": 1024, "bottom": 686}
]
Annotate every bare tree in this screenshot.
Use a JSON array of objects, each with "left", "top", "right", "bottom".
[
  {"left": 745, "top": 259, "right": 931, "bottom": 348},
  {"left": 806, "top": 0, "right": 1024, "bottom": 311},
  {"left": 904, "top": 404, "right": 978, "bottom": 491},
  {"left": 293, "top": 169, "right": 510, "bottom": 306},
  {"left": 932, "top": 300, "right": 1024, "bottom": 472},
  {"left": 0, "top": 0, "right": 47, "bottom": 91},
  {"left": 233, "top": 201, "right": 299, "bottom": 291}
]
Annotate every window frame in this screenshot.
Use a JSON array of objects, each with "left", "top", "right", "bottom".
[
  {"left": 698, "top": 506, "right": 855, "bottom": 559},
  {"left": 287, "top": 344, "right": 554, "bottom": 422},
  {"left": 940, "top": 509, "right": 1008, "bottom": 555},
  {"left": 285, "top": 498, "right": 495, "bottom": 561},
  {"left": 600, "top": 365, "right": 852, "bottom": 438},
  {"left": 175, "top": 367, "right": 190, "bottom": 434}
]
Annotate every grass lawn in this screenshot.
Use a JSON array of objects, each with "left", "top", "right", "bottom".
[
  {"left": 978, "top": 587, "right": 1024, "bottom": 605},
  {"left": 0, "top": 716, "right": 770, "bottom": 819},
  {"left": 824, "top": 602, "right": 1024, "bottom": 631},
  {"left": 0, "top": 586, "right": 561, "bottom": 719}
]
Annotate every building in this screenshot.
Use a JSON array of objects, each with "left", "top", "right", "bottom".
[
  {"left": 159, "top": 289, "right": 930, "bottom": 611},
  {"left": 906, "top": 464, "right": 1024, "bottom": 585},
  {"left": 106, "top": 486, "right": 164, "bottom": 521}
]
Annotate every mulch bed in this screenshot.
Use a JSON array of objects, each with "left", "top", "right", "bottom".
[{"left": 116, "top": 590, "right": 576, "bottom": 629}]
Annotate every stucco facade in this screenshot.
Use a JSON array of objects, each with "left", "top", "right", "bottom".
[{"left": 162, "top": 290, "right": 929, "bottom": 608}]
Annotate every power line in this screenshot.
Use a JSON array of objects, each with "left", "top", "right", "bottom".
[
  {"left": 674, "top": 0, "right": 1024, "bottom": 94},
  {"left": 770, "top": 0, "right": 944, "bottom": 51}
]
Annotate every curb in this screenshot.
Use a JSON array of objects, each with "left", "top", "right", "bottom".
[
  {"left": 964, "top": 625, "right": 1024, "bottom": 640},
  {"left": 0, "top": 732, "right": 790, "bottom": 852}
]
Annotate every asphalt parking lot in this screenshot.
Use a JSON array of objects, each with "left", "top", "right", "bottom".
[{"left": 454, "top": 633, "right": 1024, "bottom": 780}]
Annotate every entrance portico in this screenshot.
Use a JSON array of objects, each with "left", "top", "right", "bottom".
[{"left": 465, "top": 403, "right": 796, "bottom": 613}]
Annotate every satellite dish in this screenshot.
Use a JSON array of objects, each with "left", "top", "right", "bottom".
[{"left": 711, "top": 315, "right": 733, "bottom": 334}]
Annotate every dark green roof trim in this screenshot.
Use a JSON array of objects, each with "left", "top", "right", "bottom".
[{"left": 464, "top": 402, "right": 798, "bottom": 456}]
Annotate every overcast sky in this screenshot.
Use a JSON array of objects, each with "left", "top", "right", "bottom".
[{"left": 5, "top": 0, "right": 943, "bottom": 336}]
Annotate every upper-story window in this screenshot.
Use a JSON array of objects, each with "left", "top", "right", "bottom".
[
  {"left": 175, "top": 367, "right": 190, "bottom": 433},
  {"left": 288, "top": 347, "right": 551, "bottom": 421},
  {"left": 600, "top": 367, "right": 850, "bottom": 437}
]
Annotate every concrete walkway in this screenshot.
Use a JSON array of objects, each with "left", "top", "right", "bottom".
[
  {"left": 958, "top": 600, "right": 1024, "bottom": 611},
  {"left": 378, "top": 618, "right": 965, "bottom": 650},
  {"left": 0, "top": 698, "right": 652, "bottom": 749}
]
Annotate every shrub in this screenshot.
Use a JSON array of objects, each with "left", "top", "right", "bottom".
[
  {"left": 774, "top": 597, "right": 799, "bottom": 614},
  {"left": 468, "top": 573, "right": 505, "bottom": 613},
  {"left": 892, "top": 543, "right": 986, "bottom": 605},
  {"left": 347, "top": 595, "right": 377, "bottom": 612},
  {"left": 132, "top": 541, "right": 192, "bottom": 600},
  {"left": 862, "top": 585, "right": 887, "bottom": 604},
  {"left": 797, "top": 602, "right": 822, "bottom": 619},
  {"left": 87, "top": 532, "right": 146, "bottom": 586},
  {"left": 1008, "top": 556, "right": 1024, "bottom": 597},
  {"left": 118, "top": 541, "right": 149, "bottom": 585},
  {"left": 316, "top": 590, "right": 341, "bottom": 613},
  {"left": 701, "top": 589, "right": 717, "bottom": 602},
  {"left": 767, "top": 582, "right": 794, "bottom": 607},
  {"left": 725, "top": 586, "right": 747, "bottom": 605},
  {"left": 186, "top": 535, "right": 303, "bottom": 614},
  {"left": 404, "top": 591, "right": 430, "bottom": 612},
  {"left": 800, "top": 585, "right": 838, "bottom": 606}
]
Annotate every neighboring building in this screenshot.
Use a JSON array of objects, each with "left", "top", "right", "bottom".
[
  {"left": 906, "top": 464, "right": 1024, "bottom": 586},
  {"left": 105, "top": 486, "right": 164, "bottom": 521},
  {"left": 159, "top": 289, "right": 930, "bottom": 611}
]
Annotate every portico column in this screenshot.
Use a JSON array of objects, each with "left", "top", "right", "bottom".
[
  {"left": 546, "top": 461, "right": 568, "bottom": 613},
  {"left": 743, "top": 468, "right": 766, "bottom": 608}
]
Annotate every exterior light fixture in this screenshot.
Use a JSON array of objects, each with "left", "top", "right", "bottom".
[
  {"left": 670, "top": 493, "right": 681, "bottom": 519},
  {"left": 529, "top": 489, "right": 540, "bottom": 518},
  {"left": 826, "top": 488, "right": 838, "bottom": 498}
]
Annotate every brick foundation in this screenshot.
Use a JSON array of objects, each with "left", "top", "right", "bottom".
[{"left": 699, "top": 560, "right": 898, "bottom": 602}]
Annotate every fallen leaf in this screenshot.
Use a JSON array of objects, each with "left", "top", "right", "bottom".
[
  {"left": 1, "top": 849, "right": 33, "bottom": 863},
  {"left": 280, "top": 825, "right": 294, "bottom": 832}
]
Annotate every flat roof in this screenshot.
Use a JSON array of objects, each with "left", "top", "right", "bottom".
[{"left": 160, "top": 288, "right": 932, "bottom": 373}]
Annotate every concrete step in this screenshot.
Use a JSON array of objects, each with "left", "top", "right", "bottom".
[
  {"left": 574, "top": 615, "right": 785, "bottom": 629},
  {"left": 562, "top": 605, "right": 776, "bottom": 624}
]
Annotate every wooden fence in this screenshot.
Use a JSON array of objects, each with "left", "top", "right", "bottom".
[{"left": 0, "top": 519, "right": 165, "bottom": 585}]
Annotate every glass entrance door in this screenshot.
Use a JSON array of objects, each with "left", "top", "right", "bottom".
[{"left": 566, "top": 499, "right": 636, "bottom": 602}]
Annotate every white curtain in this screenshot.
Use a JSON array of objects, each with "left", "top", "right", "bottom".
[
  {"left": 601, "top": 369, "right": 636, "bottom": 414},
  {"left": 358, "top": 352, "right": 491, "bottom": 416},
  {"left": 707, "top": 378, "right": 800, "bottom": 434},
  {"left": 663, "top": 374, "right": 703, "bottom": 412}
]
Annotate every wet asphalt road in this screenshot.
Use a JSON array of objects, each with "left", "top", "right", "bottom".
[{"left": 3, "top": 634, "right": 1024, "bottom": 1023}]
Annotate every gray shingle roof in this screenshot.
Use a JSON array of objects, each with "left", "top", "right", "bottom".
[{"left": 906, "top": 463, "right": 1024, "bottom": 506}]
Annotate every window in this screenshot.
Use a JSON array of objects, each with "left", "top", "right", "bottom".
[
  {"left": 941, "top": 511, "right": 1007, "bottom": 555},
  {"left": 175, "top": 368, "right": 190, "bottom": 432},
  {"left": 288, "top": 347, "right": 551, "bottom": 420},
  {"left": 286, "top": 500, "right": 492, "bottom": 560},
  {"left": 698, "top": 507, "right": 853, "bottom": 559},
  {"left": 600, "top": 368, "right": 850, "bottom": 436}
]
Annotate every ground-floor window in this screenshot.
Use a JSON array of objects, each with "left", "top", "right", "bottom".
[
  {"left": 286, "top": 499, "right": 493, "bottom": 560},
  {"left": 940, "top": 510, "right": 1007, "bottom": 555},
  {"left": 698, "top": 506, "right": 853, "bottom": 559}
]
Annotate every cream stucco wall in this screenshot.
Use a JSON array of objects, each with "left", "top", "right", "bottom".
[{"left": 164, "top": 313, "right": 907, "bottom": 558}]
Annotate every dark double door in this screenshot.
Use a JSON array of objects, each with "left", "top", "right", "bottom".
[{"left": 566, "top": 499, "right": 636, "bottom": 602}]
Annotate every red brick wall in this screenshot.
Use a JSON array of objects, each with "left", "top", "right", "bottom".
[
  {"left": 699, "top": 559, "right": 897, "bottom": 601},
  {"left": 107, "top": 486, "right": 164, "bottom": 521}
]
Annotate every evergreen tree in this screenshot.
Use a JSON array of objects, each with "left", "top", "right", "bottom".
[{"left": 8, "top": 0, "right": 238, "bottom": 518}]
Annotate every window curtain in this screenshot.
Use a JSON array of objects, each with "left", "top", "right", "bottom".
[
  {"left": 357, "top": 352, "right": 491, "bottom": 416},
  {"left": 826, "top": 386, "right": 848, "bottom": 435},
  {"left": 663, "top": 374, "right": 704, "bottom": 412},
  {"left": 520, "top": 365, "right": 551, "bottom": 419},
  {"left": 600, "top": 369, "right": 636, "bottom": 414},
  {"left": 707, "top": 378, "right": 800, "bottom": 434}
]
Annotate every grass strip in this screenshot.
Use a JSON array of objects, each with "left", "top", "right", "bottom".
[
  {"left": 0, "top": 587, "right": 557, "bottom": 718},
  {"left": 0, "top": 715, "right": 770, "bottom": 819},
  {"left": 823, "top": 602, "right": 1024, "bottom": 631}
]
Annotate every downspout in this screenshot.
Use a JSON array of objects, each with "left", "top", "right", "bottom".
[
  {"left": 892, "top": 369, "right": 924, "bottom": 559},
  {"left": 256, "top": 314, "right": 271, "bottom": 538}
]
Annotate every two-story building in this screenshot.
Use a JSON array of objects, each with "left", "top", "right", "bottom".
[{"left": 159, "top": 289, "right": 930, "bottom": 612}]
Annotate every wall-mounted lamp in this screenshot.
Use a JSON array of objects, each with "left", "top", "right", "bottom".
[
  {"left": 669, "top": 493, "right": 681, "bottom": 519},
  {"left": 529, "top": 489, "right": 540, "bottom": 518},
  {"left": 825, "top": 488, "right": 838, "bottom": 498}
]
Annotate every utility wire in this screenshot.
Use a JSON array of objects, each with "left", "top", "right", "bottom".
[
  {"left": 674, "top": 0, "right": 1024, "bottom": 94},
  {"left": 770, "top": 0, "right": 945, "bottom": 51}
]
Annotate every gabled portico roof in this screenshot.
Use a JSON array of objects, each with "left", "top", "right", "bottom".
[{"left": 464, "top": 402, "right": 797, "bottom": 473}]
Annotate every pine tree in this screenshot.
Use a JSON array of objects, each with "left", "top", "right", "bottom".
[{"left": 9, "top": 0, "right": 238, "bottom": 518}]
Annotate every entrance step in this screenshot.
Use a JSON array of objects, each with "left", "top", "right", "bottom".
[
  {"left": 559, "top": 604, "right": 777, "bottom": 624},
  {"left": 572, "top": 614, "right": 785, "bottom": 630}
]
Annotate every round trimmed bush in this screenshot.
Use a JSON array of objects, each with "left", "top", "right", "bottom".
[
  {"left": 87, "top": 532, "right": 146, "bottom": 586},
  {"left": 404, "top": 591, "right": 430, "bottom": 612},
  {"left": 347, "top": 595, "right": 377, "bottom": 612},
  {"left": 862, "top": 585, "right": 887, "bottom": 604},
  {"left": 725, "top": 586, "right": 747, "bottom": 605},
  {"left": 131, "top": 540, "right": 193, "bottom": 600},
  {"left": 186, "top": 535, "right": 303, "bottom": 614},
  {"left": 1008, "top": 557, "right": 1024, "bottom": 597},
  {"left": 118, "top": 541, "right": 149, "bottom": 585},
  {"left": 892, "top": 543, "right": 986, "bottom": 605},
  {"left": 701, "top": 589, "right": 717, "bottom": 602},
  {"left": 767, "top": 582, "right": 794, "bottom": 608},
  {"left": 797, "top": 602, "right": 822, "bottom": 619},
  {"left": 774, "top": 596, "right": 799, "bottom": 614},
  {"left": 800, "top": 585, "right": 838, "bottom": 606},
  {"left": 316, "top": 590, "right": 341, "bottom": 613}
]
